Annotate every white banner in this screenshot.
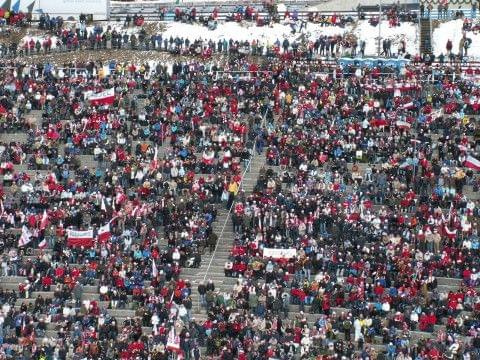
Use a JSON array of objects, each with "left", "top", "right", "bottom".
[
  {"left": 263, "top": 248, "right": 297, "bottom": 259},
  {"left": 67, "top": 229, "right": 93, "bottom": 240}
]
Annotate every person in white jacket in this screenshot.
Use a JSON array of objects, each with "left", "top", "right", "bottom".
[{"left": 354, "top": 317, "right": 363, "bottom": 342}]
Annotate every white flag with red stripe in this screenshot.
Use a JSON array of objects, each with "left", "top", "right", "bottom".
[
  {"left": 18, "top": 225, "right": 32, "bottom": 247},
  {"left": 87, "top": 88, "right": 115, "bottom": 106},
  {"left": 67, "top": 229, "right": 94, "bottom": 247},
  {"left": 166, "top": 328, "right": 181, "bottom": 352},
  {"left": 458, "top": 144, "right": 468, "bottom": 152},
  {"left": 396, "top": 120, "right": 412, "bottom": 129},
  {"left": 401, "top": 102, "right": 415, "bottom": 110},
  {"left": 39, "top": 210, "right": 48, "bottom": 230},
  {"left": 116, "top": 192, "right": 126, "bottom": 205},
  {"left": 101, "top": 197, "right": 107, "bottom": 212},
  {"left": 464, "top": 155, "right": 480, "bottom": 171},
  {"left": 152, "top": 259, "right": 158, "bottom": 278},
  {"left": 97, "top": 223, "right": 111, "bottom": 243},
  {"left": 38, "top": 239, "right": 48, "bottom": 250},
  {"left": 131, "top": 205, "right": 140, "bottom": 218},
  {"left": 444, "top": 225, "right": 457, "bottom": 239},
  {"left": 150, "top": 146, "right": 159, "bottom": 171}
]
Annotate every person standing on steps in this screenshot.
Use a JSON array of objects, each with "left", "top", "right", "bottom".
[
  {"left": 197, "top": 281, "right": 206, "bottom": 308},
  {"left": 183, "top": 295, "right": 193, "bottom": 321},
  {"left": 206, "top": 279, "right": 215, "bottom": 292},
  {"left": 73, "top": 281, "right": 83, "bottom": 308},
  {"left": 226, "top": 178, "right": 239, "bottom": 209},
  {"left": 207, "top": 231, "right": 218, "bottom": 254},
  {"left": 205, "top": 289, "right": 215, "bottom": 311}
]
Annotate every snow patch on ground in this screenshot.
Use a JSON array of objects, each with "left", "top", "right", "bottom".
[
  {"left": 160, "top": 21, "right": 350, "bottom": 44},
  {"left": 19, "top": 19, "right": 420, "bottom": 57},
  {"left": 161, "top": 20, "right": 418, "bottom": 55},
  {"left": 432, "top": 19, "right": 480, "bottom": 58},
  {"left": 353, "top": 20, "right": 418, "bottom": 56}
]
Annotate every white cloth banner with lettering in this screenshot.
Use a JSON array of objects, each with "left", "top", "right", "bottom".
[{"left": 263, "top": 248, "right": 297, "bottom": 259}]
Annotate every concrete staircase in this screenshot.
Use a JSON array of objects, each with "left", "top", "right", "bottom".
[
  {"left": 181, "top": 152, "right": 266, "bottom": 319},
  {"left": 420, "top": 18, "right": 432, "bottom": 55}
]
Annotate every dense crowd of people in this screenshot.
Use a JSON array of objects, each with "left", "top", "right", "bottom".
[
  {"left": 0, "top": 3, "right": 477, "bottom": 360},
  {"left": 0, "top": 52, "right": 476, "bottom": 359}
]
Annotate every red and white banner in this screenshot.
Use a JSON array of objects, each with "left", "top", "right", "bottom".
[
  {"left": 464, "top": 155, "right": 480, "bottom": 171},
  {"left": 97, "top": 223, "right": 111, "bottom": 243},
  {"left": 401, "top": 102, "right": 415, "bottom": 110},
  {"left": 396, "top": 120, "right": 412, "bottom": 129},
  {"left": 18, "top": 225, "right": 32, "bottom": 247},
  {"left": 150, "top": 146, "right": 159, "bottom": 171},
  {"left": 116, "top": 192, "right": 126, "bottom": 205},
  {"left": 101, "top": 197, "right": 107, "bottom": 212},
  {"left": 444, "top": 226, "right": 457, "bottom": 239},
  {"left": 166, "top": 328, "right": 181, "bottom": 352},
  {"left": 38, "top": 239, "right": 48, "bottom": 250},
  {"left": 458, "top": 144, "right": 468, "bottom": 152},
  {"left": 67, "top": 229, "right": 94, "bottom": 248},
  {"left": 263, "top": 248, "right": 297, "bottom": 259},
  {"left": 39, "top": 210, "right": 48, "bottom": 231},
  {"left": 87, "top": 88, "right": 115, "bottom": 106},
  {"left": 202, "top": 151, "right": 215, "bottom": 165},
  {"left": 152, "top": 259, "right": 158, "bottom": 278}
]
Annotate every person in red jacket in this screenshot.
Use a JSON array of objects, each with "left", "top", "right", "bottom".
[
  {"left": 41, "top": 275, "right": 52, "bottom": 290},
  {"left": 322, "top": 294, "right": 331, "bottom": 315}
]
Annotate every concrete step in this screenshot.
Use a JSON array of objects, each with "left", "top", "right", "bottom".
[{"left": 0, "top": 133, "right": 28, "bottom": 143}]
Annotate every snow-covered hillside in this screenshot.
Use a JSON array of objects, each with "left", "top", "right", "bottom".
[
  {"left": 20, "top": 19, "right": 419, "bottom": 57},
  {"left": 433, "top": 19, "right": 480, "bottom": 58}
]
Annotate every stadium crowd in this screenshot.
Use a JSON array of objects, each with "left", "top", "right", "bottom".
[
  {"left": 0, "top": 52, "right": 476, "bottom": 360},
  {"left": 0, "top": 4, "right": 477, "bottom": 360}
]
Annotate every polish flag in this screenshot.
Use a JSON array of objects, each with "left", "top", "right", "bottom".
[
  {"left": 87, "top": 88, "right": 115, "bottom": 106},
  {"left": 101, "top": 197, "right": 107, "bottom": 212},
  {"left": 401, "top": 102, "right": 415, "bottom": 110},
  {"left": 150, "top": 146, "right": 159, "bottom": 171},
  {"left": 166, "top": 328, "right": 181, "bottom": 352},
  {"left": 18, "top": 225, "right": 32, "bottom": 247},
  {"left": 116, "top": 192, "right": 126, "bottom": 205},
  {"left": 458, "top": 144, "right": 468, "bottom": 152},
  {"left": 152, "top": 259, "right": 158, "bottom": 278},
  {"left": 131, "top": 205, "right": 140, "bottom": 218},
  {"left": 396, "top": 120, "right": 411, "bottom": 129},
  {"left": 97, "top": 223, "right": 111, "bottom": 243},
  {"left": 39, "top": 210, "right": 48, "bottom": 230},
  {"left": 67, "top": 229, "right": 94, "bottom": 248},
  {"left": 38, "top": 239, "right": 48, "bottom": 250},
  {"left": 444, "top": 225, "right": 457, "bottom": 239},
  {"left": 464, "top": 155, "right": 480, "bottom": 171}
]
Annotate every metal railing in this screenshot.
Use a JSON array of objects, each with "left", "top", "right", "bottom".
[{"left": 420, "top": 8, "right": 474, "bottom": 18}]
